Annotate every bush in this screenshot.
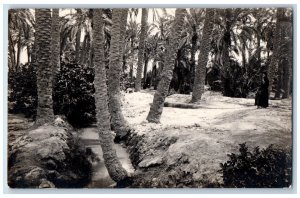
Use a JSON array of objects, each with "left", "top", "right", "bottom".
[
  {"left": 9, "top": 64, "right": 37, "bottom": 118},
  {"left": 53, "top": 62, "right": 96, "bottom": 127},
  {"left": 220, "top": 143, "right": 292, "bottom": 188}
]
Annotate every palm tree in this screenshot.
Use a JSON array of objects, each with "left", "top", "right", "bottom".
[
  {"left": 93, "top": 9, "right": 129, "bottom": 183},
  {"left": 107, "top": 9, "right": 131, "bottom": 140},
  {"left": 135, "top": 8, "right": 148, "bottom": 92},
  {"left": 35, "top": 9, "right": 54, "bottom": 125},
  {"left": 147, "top": 8, "right": 187, "bottom": 123},
  {"left": 268, "top": 8, "right": 284, "bottom": 96},
  {"left": 8, "top": 9, "right": 34, "bottom": 71},
  {"left": 191, "top": 8, "right": 215, "bottom": 103},
  {"left": 281, "top": 8, "right": 292, "bottom": 99},
  {"left": 51, "top": 9, "right": 60, "bottom": 84},
  {"left": 75, "top": 9, "right": 82, "bottom": 62}
]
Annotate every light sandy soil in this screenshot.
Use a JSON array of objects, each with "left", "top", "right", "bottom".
[{"left": 122, "top": 90, "right": 292, "bottom": 184}]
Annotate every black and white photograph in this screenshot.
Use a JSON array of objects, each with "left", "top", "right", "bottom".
[{"left": 6, "top": 6, "right": 293, "bottom": 189}]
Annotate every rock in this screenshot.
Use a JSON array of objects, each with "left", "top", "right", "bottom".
[
  {"left": 138, "top": 156, "right": 163, "bottom": 168},
  {"left": 39, "top": 179, "right": 55, "bottom": 188},
  {"left": 24, "top": 167, "right": 46, "bottom": 183},
  {"left": 8, "top": 123, "right": 91, "bottom": 188}
]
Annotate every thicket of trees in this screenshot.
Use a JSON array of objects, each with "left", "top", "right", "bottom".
[{"left": 8, "top": 7, "right": 293, "bottom": 184}]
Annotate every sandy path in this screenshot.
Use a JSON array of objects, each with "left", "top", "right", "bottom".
[{"left": 122, "top": 90, "right": 292, "bottom": 184}]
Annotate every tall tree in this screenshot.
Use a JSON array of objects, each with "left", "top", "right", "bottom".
[
  {"left": 51, "top": 9, "right": 60, "bottom": 84},
  {"left": 93, "top": 9, "right": 129, "bottom": 183},
  {"left": 147, "top": 9, "right": 187, "bottom": 123},
  {"left": 135, "top": 8, "right": 148, "bottom": 92},
  {"left": 75, "top": 9, "right": 82, "bottom": 62},
  {"left": 191, "top": 8, "right": 215, "bottom": 103},
  {"left": 282, "top": 9, "right": 292, "bottom": 99},
  {"left": 107, "top": 9, "right": 131, "bottom": 140},
  {"left": 35, "top": 9, "right": 54, "bottom": 125},
  {"left": 268, "top": 8, "right": 284, "bottom": 96}
]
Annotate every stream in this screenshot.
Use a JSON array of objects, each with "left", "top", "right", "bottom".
[{"left": 79, "top": 127, "right": 135, "bottom": 188}]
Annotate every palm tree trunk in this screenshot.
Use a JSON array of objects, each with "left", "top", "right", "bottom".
[
  {"left": 146, "top": 9, "right": 187, "bottom": 123},
  {"left": 275, "top": 61, "right": 283, "bottom": 99},
  {"left": 107, "top": 9, "right": 131, "bottom": 140},
  {"left": 8, "top": 30, "right": 16, "bottom": 72},
  {"left": 93, "top": 9, "right": 129, "bottom": 184},
  {"left": 81, "top": 34, "right": 88, "bottom": 64},
  {"left": 16, "top": 32, "right": 22, "bottom": 71},
  {"left": 256, "top": 28, "right": 261, "bottom": 67},
  {"left": 27, "top": 45, "right": 31, "bottom": 63},
  {"left": 51, "top": 9, "right": 60, "bottom": 85},
  {"left": 222, "top": 9, "right": 232, "bottom": 97},
  {"left": 135, "top": 8, "right": 148, "bottom": 92},
  {"left": 191, "top": 9, "right": 214, "bottom": 103},
  {"left": 75, "top": 9, "right": 82, "bottom": 63},
  {"left": 143, "top": 55, "right": 149, "bottom": 88},
  {"left": 282, "top": 12, "right": 292, "bottom": 99},
  {"left": 268, "top": 8, "right": 284, "bottom": 97},
  {"left": 189, "top": 26, "right": 197, "bottom": 90},
  {"left": 35, "top": 9, "right": 54, "bottom": 125}
]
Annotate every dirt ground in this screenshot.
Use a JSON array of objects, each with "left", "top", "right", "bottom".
[{"left": 122, "top": 90, "right": 292, "bottom": 186}]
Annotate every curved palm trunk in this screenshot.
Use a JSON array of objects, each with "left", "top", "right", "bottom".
[
  {"left": 135, "top": 8, "right": 148, "bottom": 92},
  {"left": 93, "top": 9, "right": 129, "bottom": 183},
  {"left": 191, "top": 8, "right": 214, "bottom": 103},
  {"left": 146, "top": 9, "right": 187, "bottom": 123},
  {"left": 35, "top": 9, "right": 54, "bottom": 125},
  {"left": 51, "top": 9, "right": 60, "bottom": 85},
  {"left": 268, "top": 8, "right": 284, "bottom": 97},
  {"left": 107, "top": 9, "right": 131, "bottom": 140}
]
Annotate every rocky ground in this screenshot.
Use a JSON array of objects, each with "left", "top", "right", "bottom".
[
  {"left": 7, "top": 116, "right": 92, "bottom": 188},
  {"left": 122, "top": 90, "right": 292, "bottom": 187}
]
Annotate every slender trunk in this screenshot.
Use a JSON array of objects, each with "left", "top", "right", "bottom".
[
  {"left": 190, "top": 26, "right": 197, "bottom": 90},
  {"left": 119, "top": 9, "right": 128, "bottom": 64},
  {"left": 282, "top": 20, "right": 292, "bottom": 98},
  {"left": 27, "top": 45, "right": 31, "bottom": 64},
  {"left": 8, "top": 12, "right": 16, "bottom": 72},
  {"left": 8, "top": 30, "right": 16, "bottom": 72},
  {"left": 93, "top": 9, "right": 129, "bottom": 184},
  {"left": 257, "top": 28, "right": 261, "bottom": 67},
  {"left": 191, "top": 9, "right": 214, "bottom": 102},
  {"left": 275, "top": 61, "right": 283, "bottom": 99},
  {"left": 51, "top": 9, "right": 60, "bottom": 85},
  {"left": 16, "top": 32, "right": 22, "bottom": 71},
  {"left": 222, "top": 9, "right": 232, "bottom": 97},
  {"left": 147, "top": 9, "right": 187, "bottom": 123},
  {"left": 135, "top": 8, "right": 148, "bottom": 92},
  {"left": 81, "top": 34, "right": 88, "bottom": 64},
  {"left": 268, "top": 8, "right": 284, "bottom": 97},
  {"left": 35, "top": 9, "right": 54, "bottom": 125},
  {"left": 107, "top": 9, "right": 131, "bottom": 140},
  {"left": 129, "top": 62, "right": 133, "bottom": 82},
  {"left": 143, "top": 55, "right": 149, "bottom": 88},
  {"left": 75, "top": 9, "right": 82, "bottom": 63}
]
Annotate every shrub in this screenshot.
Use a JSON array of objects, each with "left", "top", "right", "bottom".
[
  {"left": 53, "top": 62, "right": 96, "bottom": 127},
  {"left": 220, "top": 143, "right": 292, "bottom": 188},
  {"left": 9, "top": 64, "right": 37, "bottom": 118},
  {"left": 9, "top": 62, "right": 96, "bottom": 127}
]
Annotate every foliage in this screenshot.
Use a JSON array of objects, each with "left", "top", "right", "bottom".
[
  {"left": 220, "top": 143, "right": 292, "bottom": 188},
  {"left": 53, "top": 61, "right": 96, "bottom": 127},
  {"left": 9, "top": 64, "right": 37, "bottom": 118}
]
